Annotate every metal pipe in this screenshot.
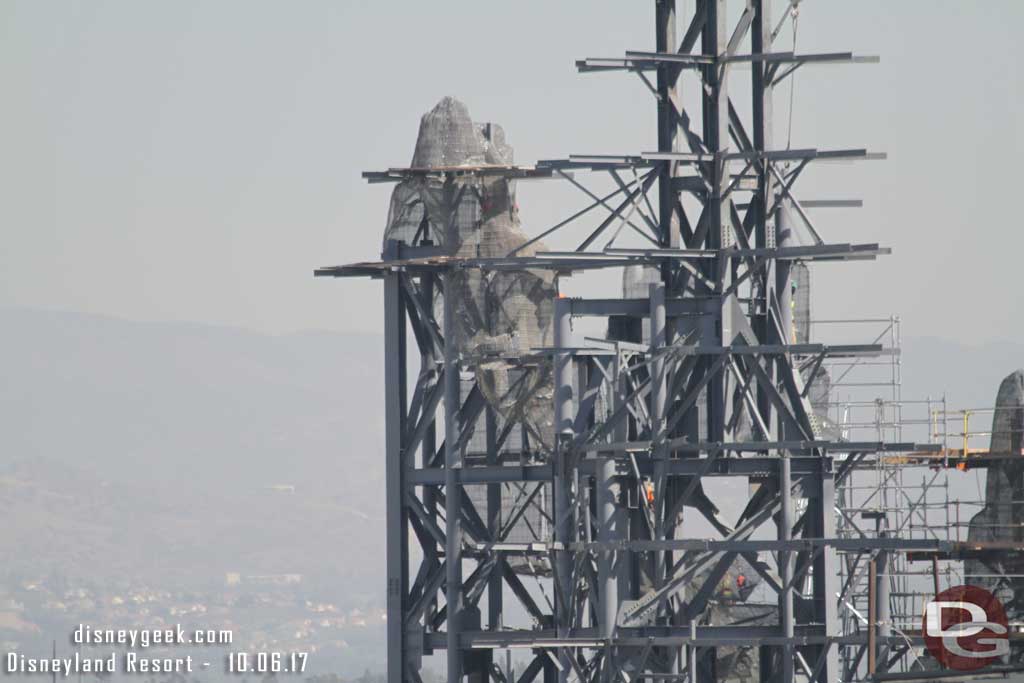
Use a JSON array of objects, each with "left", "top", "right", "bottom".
[
  {"left": 383, "top": 269, "right": 408, "bottom": 683},
  {"left": 779, "top": 454, "right": 794, "bottom": 682},
  {"left": 776, "top": 201, "right": 795, "bottom": 346},
  {"left": 868, "top": 557, "right": 877, "bottom": 676},
  {"left": 553, "top": 295, "right": 573, "bottom": 683},
  {"left": 421, "top": 274, "right": 439, "bottom": 633},
  {"left": 486, "top": 408, "right": 503, "bottom": 632},
  {"left": 655, "top": 0, "right": 680, "bottom": 258},
  {"left": 651, "top": 282, "right": 668, "bottom": 594},
  {"left": 688, "top": 619, "right": 698, "bottom": 683},
  {"left": 597, "top": 457, "right": 619, "bottom": 640},
  {"left": 876, "top": 538, "right": 891, "bottom": 673},
  {"left": 555, "top": 296, "right": 574, "bottom": 438},
  {"left": 443, "top": 272, "right": 463, "bottom": 683},
  {"left": 815, "top": 469, "right": 841, "bottom": 681}
]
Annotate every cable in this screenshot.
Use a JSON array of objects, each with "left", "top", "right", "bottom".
[{"left": 782, "top": 2, "right": 798, "bottom": 152}]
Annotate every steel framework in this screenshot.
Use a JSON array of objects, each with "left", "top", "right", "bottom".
[{"left": 316, "top": 2, "right": 960, "bottom": 681}]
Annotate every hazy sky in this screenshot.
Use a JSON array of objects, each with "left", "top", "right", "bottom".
[{"left": 1, "top": 1, "right": 1021, "bottom": 344}]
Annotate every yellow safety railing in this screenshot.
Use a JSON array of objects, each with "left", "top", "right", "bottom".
[{"left": 929, "top": 406, "right": 1024, "bottom": 462}]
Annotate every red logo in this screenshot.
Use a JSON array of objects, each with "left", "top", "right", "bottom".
[{"left": 923, "top": 584, "right": 1009, "bottom": 671}]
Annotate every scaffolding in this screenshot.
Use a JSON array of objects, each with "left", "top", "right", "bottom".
[
  {"left": 822, "top": 314, "right": 1024, "bottom": 679},
  {"left": 815, "top": 316, "right": 952, "bottom": 678}
]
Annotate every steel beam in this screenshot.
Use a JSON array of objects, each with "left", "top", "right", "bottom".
[
  {"left": 443, "top": 272, "right": 464, "bottom": 683},
  {"left": 779, "top": 453, "right": 795, "bottom": 681},
  {"left": 383, "top": 269, "right": 409, "bottom": 683},
  {"left": 553, "top": 296, "right": 574, "bottom": 682}
]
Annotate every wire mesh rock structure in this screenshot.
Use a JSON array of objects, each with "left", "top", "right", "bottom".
[
  {"left": 384, "top": 96, "right": 557, "bottom": 450},
  {"left": 967, "top": 370, "right": 1024, "bottom": 662},
  {"left": 317, "top": 2, "right": 953, "bottom": 682}
]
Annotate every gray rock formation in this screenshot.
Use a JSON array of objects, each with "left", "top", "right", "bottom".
[
  {"left": 967, "top": 370, "right": 1024, "bottom": 621},
  {"left": 409, "top": 96, "right": 512, "bottom": 169},
  {"left": 383, "top": 97, "right": 556, "bottom": 451}
]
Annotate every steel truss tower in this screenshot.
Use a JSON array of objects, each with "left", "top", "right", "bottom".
[{"left": 318, "top": 2, "right": 942, "bottom": 681}]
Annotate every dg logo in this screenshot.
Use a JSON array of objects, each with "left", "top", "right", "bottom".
[{"left": 923, "top": 584, "right": 1010, "bottom": 671}]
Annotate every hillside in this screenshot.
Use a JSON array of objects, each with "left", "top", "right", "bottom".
[{"left": 0, "top": 308, "right": 389, "bottom": 675}]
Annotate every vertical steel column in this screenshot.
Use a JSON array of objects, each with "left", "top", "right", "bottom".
[
  {"left": 596, "top": 456, "right": 618, "bottom": 641},
  {"left": 751, "top": 0, "right": 774, "bottom": 253},
  {"left": 775, "top": 204, "right": 794, "bottom": 450},
  {"left": 701, "top": 0, "right": 730, "bottom": 442},
  {"left": 655, "top": 0, "right": 680, "bottom": 257},
  {"left": 776, "top": 203, "right": 794, "bottom": 345},
  {"left": 611, "top": 350, "right": 630, "bottom": 618},
  {"left": 688, "top": 617, "right": 698, "bottom": 682},
  {"left": 422, "top": 274, "right": 440, "bottom": 635},
  {"left": 651, "top": 0, "right": 684, "bottom": 651},
  {"left": 383, "top": 268, "right": 409, "bottom": 683},
  {"left": 875, "top": 536, "right": 891, "bottom": 672},
  {"left": 867, "top": 558, "right": 877, "bottom": 676},
  {"left": 553, "top": 295, "right": 574, "bottom": 682},
  {"left": 812, "top": 466, "right": 840, "bottom": 682},
  {"left": 751, "top": 0, "right": 777, "bottom": 443},
  {"left": 486, "top": 408, "right": 503, "bottom": 632},
  {"left": 443, "top": 271, "right": 464, "bottom": 683},
  {"left": 650, "top": 281, "right": 673, "bottom": 675},
  {"left": 554, "top": 295, "right": 574, "bottom": 437},
  {"left": 778, "top": 455, "right": 794, "bottom": 683},
  {"left": 651, "top": 282, "right": 668, "bottom": 590}
]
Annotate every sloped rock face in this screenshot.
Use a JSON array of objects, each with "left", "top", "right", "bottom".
[
  {"left": 966, "top": 370, "right": 1024, "bottom": 661},
  {"left": 410, "top": 96, "right": 511, "bottom": 168},
  {"left": 382, "top": 97, "right": 556, "bottom": 451},
  {"left": 396, "top": 97, "right": 554, "bottom": 359},
  {"left": 968, "top": 371, "right": 1024, "bottom": 549}
]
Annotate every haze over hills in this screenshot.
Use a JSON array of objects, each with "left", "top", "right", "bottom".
[
  {"left": 0, "top": 306, "right": 1019, "bottom": 674},
  {"left": 1, "top": 307, "right": 384, "bottom": 492},
  {"left": 1, "top": 306, "right": 388, "bottom": 581},
  {"left": 0, "top": 307, "right": 390, "bottom": 676}
]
